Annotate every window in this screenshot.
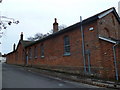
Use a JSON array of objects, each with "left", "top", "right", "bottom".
[
  {"left": 28, "top": 48, "right": 32, "bottom": 59},
  {"left": 40, "top": 44, "right": 44, "bottom": 58},
  {"left": 64, "top": 36, "right": 71, "bottom": 56},
  {"left": 34, "top": 46, "right": 37, "bottom": 59}
]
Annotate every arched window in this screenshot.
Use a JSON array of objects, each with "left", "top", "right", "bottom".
[{"left": 40, "top": 44, "right": 44, "bottom": 58}]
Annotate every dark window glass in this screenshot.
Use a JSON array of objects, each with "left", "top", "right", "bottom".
[
  {"left": 40, "top": 44, "right": 44, "bottom": 58},
  {"left": 64, "top": 36, "right": 70, "bottom": 55},
  {"left": 34, "top": 46, "right": 37, "bottom": 59}
]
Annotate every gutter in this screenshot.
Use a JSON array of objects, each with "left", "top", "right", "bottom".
[{"left": 99, "top": 36, "right": 116, "bottom": 44}]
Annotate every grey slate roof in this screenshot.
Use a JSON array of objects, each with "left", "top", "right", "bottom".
[
  {"left": 20, "top": 40, "right": 33, "bottom": 47},
  {"left": 7, "top": 40, "right": 33, "bottom": 55}
]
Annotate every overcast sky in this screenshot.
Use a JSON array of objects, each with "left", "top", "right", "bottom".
[{"left": 0, "top": 0, "right": 120, "bottom": 54}]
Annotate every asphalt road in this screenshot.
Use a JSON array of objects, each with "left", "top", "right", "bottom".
[{"left": 2, "top": 63, "right": 103, "bottom": 88}]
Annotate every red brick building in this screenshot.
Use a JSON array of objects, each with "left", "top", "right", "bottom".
[{"left": 6, "top": 7, "right": 120, "bottom": 81}]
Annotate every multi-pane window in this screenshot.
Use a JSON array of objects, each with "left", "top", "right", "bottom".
[
  {"left": 34, "top": 46, "right": 38, "bottom": 59},
  {"left": 64, "top": 36, "right": 71, "bottom": 55},
  {"left": 40, "top": 44, "right": 44, "bottom": 58}
]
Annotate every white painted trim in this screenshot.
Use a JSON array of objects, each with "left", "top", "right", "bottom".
[
  {"left": 98, "top": 8, "right": 114, "bottom": 19},
  {"left": 99, "top": 36, "right": 116, "bottom": 44}
]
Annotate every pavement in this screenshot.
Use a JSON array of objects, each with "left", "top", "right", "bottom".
[
  {"left": 22, "top": 65, "right": 120, "bottom": 89},
  {"left": 2, "top": 65, "right": 120, "bottom": 90}
]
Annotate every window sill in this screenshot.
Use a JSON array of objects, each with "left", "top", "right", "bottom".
[
  {"left": 41, "top": 56, "right": 45, "bottom": 59},
  {"left": 34, "top": 56, "right": 37, "bottom": 59},
  {"left": 63, "top": 53, "right": 71, "bottom": 56}
]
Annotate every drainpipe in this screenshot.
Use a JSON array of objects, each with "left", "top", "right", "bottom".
[
  {"left": 113, "top": 43, "right": 119, "bottom": 81},
  {"left": 80, "top": 16, "right": 86, "bottom": 73}
]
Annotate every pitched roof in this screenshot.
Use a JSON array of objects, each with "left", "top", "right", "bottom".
[
  {"left": 15, "top": 40, "right": 34, "bottom": 50},
  {"left": 25, "top": 7, "right": 120, "bottom": 47},
  {"left": 20, "top": 40, "right": 33, "bottom": 47},
  {"left": 7, "top": 40, "right": 33, "bottom": 55}
]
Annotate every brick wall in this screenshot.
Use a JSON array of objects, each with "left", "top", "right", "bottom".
[
  {"left": 26, "top": 27, "right": 85, "bottom": 72},
  {"left": 25, "top": 20, "right": 105, "bottom": 77},
  {"left": 97, "top": 12, "right": 120, "bottom": 80},
  {"left": 16, "top": 42, "right": 25, "bottom": 65},
  {"left": 83, "top": 21, "right": 102, "bottom": 76},
  {"left": 98, "top": 13, "right": 120, "bottom": 40},
  {"left": 99, "top": 40, "right": 115, "bottom": 80},
  {"left": 6, "top": 41, "right": 25, "bottom": 66}
]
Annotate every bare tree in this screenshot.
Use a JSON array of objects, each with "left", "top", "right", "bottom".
[
  {"left": 27, "top": 24, "right": 67, "bottom": 41},
  {"left": 27, "top": 36, "right": 35, "bottom": 41},
  {"left": 49, "top": 24, "right": 67, "bottom": 34},
  {"left": 27, "top": 33, "right": 50, "bottom": 41},
  {"left": 34, "top": 33, "right": 44, "bottom": 40},
  {"left": 58, "top": 24, "right": 67, "bottom": 30}
]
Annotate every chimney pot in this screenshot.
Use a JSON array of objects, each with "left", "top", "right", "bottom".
[
  {"left": 55, "top": 18, "right": 57, "bottom": 23},
  {"left": 20, "top": 32, "right": 23, "bottom": 40},
  {"left": 53, "top": 18, "right": 58, "bottom": 33}
]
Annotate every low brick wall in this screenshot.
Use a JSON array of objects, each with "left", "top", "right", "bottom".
[{"left": 28, "top": 64, "right": 103, "bottom": 79}]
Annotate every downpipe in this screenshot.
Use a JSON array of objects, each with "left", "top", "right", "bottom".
[
  {"left": 113, "top": 43, "right": 119, "bottom": 87},
  {"left": 80, "top": 16, "right": 86, "bottom": 73}
]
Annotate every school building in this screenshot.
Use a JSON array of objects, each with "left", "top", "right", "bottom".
[{"left": 6, "top": 7, "right": 120, "bottom": 81}]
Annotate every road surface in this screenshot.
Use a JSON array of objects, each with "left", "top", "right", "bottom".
[{"left": 2, "top": 63, "right": 103, "bottom": 88}]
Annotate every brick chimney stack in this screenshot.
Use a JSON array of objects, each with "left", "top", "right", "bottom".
[
  {"left": 13, "top": 43, "right": 16, "bottom": 51},
  {"left": 53, "top": 18, "right": 58, "bottom": 33},
  {"left": 20, "top": 32, "right": 23, "bottom": 40}
]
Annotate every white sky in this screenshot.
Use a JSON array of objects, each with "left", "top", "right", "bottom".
[{"left": 0, "top": 0, "right": 120, "bottom": 54}]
